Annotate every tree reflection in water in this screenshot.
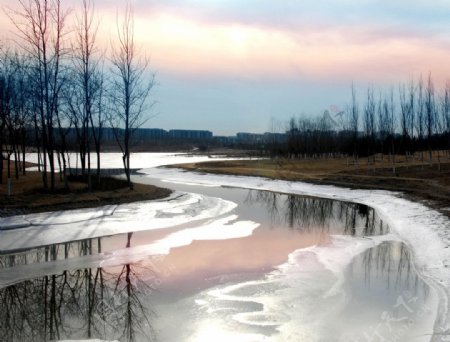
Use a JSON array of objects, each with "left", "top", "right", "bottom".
[
  {"left": 244, "top": 191, "right": 427, "bottom": 299},
  {"left": 0, "top": 237, "right": 104, "bottom": 269},
  {"left": 0, "top": 233, "right": 154, "bottom": 342},
  {"left": 0, "top": 191, "right": 425, "bottom": 341},
  {"left": 342, "top": 240, "right": 432, "bottom": 340},
  {"left": 357, "top": 241, "right": 427, "bottom": 296},
  {"left": 245, "top": 190, "right": 388, "bottom": 236}
]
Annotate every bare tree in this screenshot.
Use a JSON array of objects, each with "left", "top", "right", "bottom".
[
  {"left": 399, "top": 83, "right": 411, "bottom": 159},
  {"left": 442, "top": 81, "right": 450, "bottom": 157},
  {"left": 4, "top": 52, "right": 33, "bottom": 180},
  {"left": 416, "top": 76, "right": 425, "bottom": 163},
  {"left": 0, "top": 49, "right": 32, "bottom": 194},
  {"left": 385, "top": 88, "right": 396, "bottom": 174},
  {"left": 406, "top": 80, "right": 416, "bottom": 160},
  {"left": 0, "top": 49, "right": 14, "bottom": 187},
  {"left": 424, "top": 74, "right": 435, "bottom": 165},
  {"left": 0, "top": 75, "right": 4, "bottom": 186},
  {"left": 363, "top": 86, "right": 376, "bottom": 168},
  {"left": 109, "top": 3, "right": 155, "bottom": 189},
  {"left": 7, "top": 0, "right": 70, "bottom": 191},
  {"left": 267, "top": 116, "right": 283, "bottom": 157},
  {"left": 377, "top": 92, "right": 386, "bottom": 160},
  {"left": 407, "top": 81, "right": 415, "bottom": 142},
  {"left": 349, "top": 82, "right": 359, "bottom": 164},
  {"left": 10, "top": 53, "right": 33, "bottom": 177},
  {"left": 287, "top": 116, "right": 299, "bottom": 158},
  {"left": 90, "top": 64, "right": 106, "bottom": 178},
  {"left": 72, "top": 0, "right": 104, "bottom": 184}
]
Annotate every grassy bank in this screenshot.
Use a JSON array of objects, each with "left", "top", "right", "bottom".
[
  {"left": 0, "top": 162, "right": 171, "bottom": 216},
  {"left": 177, "top": 154, "right": 450, "bottom": 216}
]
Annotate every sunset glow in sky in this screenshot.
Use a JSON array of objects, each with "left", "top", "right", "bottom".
[{"left": 1, "top": 0, "right": 450, "bottom": 134}]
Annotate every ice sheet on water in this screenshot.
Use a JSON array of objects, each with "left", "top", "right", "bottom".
[
  {"left": 0, "top": 205, "right": 117, "bottom": 228},
  {"left": 137, "top": 215, "right": 259, "bottom": 256},
  {"left": 0, "top": 215, "right": 259, "bottom": 287},
  {"left": 185, "top": 234, "right": 436, "bottom": 341},
  {"left": 0, "top": 191, "right": 237, "bottom": 252}
]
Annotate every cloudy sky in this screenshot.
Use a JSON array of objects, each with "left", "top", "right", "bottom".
[{"left": 1, "top": 0, "right": 450, "bottom": 135}]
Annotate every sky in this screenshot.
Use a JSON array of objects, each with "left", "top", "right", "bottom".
[{"left": 1, "top": 0, "right": 450, "bottom": 135}]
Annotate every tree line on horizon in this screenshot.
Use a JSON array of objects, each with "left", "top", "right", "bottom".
[
  {"left": 0, "top": 0, "right": 154, "bottom": 192},
  {"left": 2, "top": 1, "right": 449, "bottom": 195},
  {"left": 266, "top": 75, "right": 450, "bottom": 172}
]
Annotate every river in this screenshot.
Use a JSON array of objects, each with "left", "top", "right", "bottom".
[{"left": 0, "top": 165, "right": 441, "bottom": 341}]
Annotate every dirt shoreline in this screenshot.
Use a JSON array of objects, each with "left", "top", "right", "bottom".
[
  {"left": 175, "top": 157, "right": 450, "bottom": 217},
  {"left": 0, "top": 164, "right": 171, "bottom": 217}
]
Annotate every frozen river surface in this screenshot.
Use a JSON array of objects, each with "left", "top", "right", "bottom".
[{"left": 0, "top": 153, "right": 448, "bottom": 341}]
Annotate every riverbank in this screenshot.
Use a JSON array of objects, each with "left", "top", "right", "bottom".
[
  {"left": 0, "top": 161, "right": 171, "bottom": 217},
  {"left": 176, "top": 156, "right": 450, "bottom": 217}
]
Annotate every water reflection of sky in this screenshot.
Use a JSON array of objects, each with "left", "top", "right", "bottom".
[
  {"left": 0, "top": 186, "right": 436, "bottom": 341},
  {"left": 342, "top": 242, "right": 433, "bottom": 341},
  {"left": 156, "top": 240, "right": 435, "bottom": 342}
]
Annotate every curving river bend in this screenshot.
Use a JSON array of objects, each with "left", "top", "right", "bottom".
[{"left": 0, "top": 167, "right": 442, "bottom": 341}]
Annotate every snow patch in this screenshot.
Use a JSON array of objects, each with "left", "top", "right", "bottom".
[
  {"left": 0, "top": 191, "right": 237, "bottom": 252},
  {"left": 23, "top": 152, "right": 250, "bottom": 171}
]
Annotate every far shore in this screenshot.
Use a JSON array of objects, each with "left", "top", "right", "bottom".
[
  {"left": 2, "top": 152, "right": 449, "bottom": 218},
  {"left": 175, "top": 154, "right": 450, "bottom": 217}
]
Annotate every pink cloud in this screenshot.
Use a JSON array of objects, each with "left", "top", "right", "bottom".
[{"left": 1, "top": 1, "right": 450, "bottom": 87}]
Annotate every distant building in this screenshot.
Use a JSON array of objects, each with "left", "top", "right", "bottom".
[
  {"left": 134, "top": 128, "right": 168, "bottom": 140},
  {"left": 168, "top": 129, "right": 213, "bottom": 140},
  {"left": 236, "top": 132, "right": 264, "bottom": 143},
  {"left": 236, "top": 132, "right": 286, "bottom": 144},
  {"left": 214, "top": 136, "right": 237, "bottom": 145}
]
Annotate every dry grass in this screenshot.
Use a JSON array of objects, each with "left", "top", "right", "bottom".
[
  {"left": 178, "top": 152, "right": 450, "bottom": 216},
  {"left": 3, "top": 152, "right": 448, "bottom": 217},
  {"left": 0, "top": 161, "right": 171, "bottom": 215}
]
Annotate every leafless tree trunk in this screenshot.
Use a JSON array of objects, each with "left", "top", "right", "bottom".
[
  {"left": 399, "top": 84, "right": 412, "bottom": 161},
  {"left": 349, "top": 83, "right": 359, "bottom": 165},
  {"left": 377, "top": 92, "right": 385, "bottom": 161},
  {"left": 72, "top": 0, "right": 103, "bottom": 187},
  {"left": 406, "top": 81, "right": 416, "bottom": 162},
  {"left": 424, "top": 74, "right": 435, "bottom": 166},
  {"left": 386, "top": 88, "right": 396, "bottom": 174},
  {"left": 0, "top": 50, "right": 12, "bottom": 186},
  {"left": 416, "top": 77, "right": 425, "bottom": 165},
  {"left": 90, "top": 66, "right": 106, "bottom": 179},
  {"left": 0, "top": 59, "right": 7, "bottom": 186},
  {"left": 363, "top": 86, "right": 376, "bottom": 170},
  {"left": 110, "top": 3, "right": 155, "bottom": 189},
  {"left": 442, "top": 82, "right": 450, "bottom": 157},
  {"left": 7, "top": 0, "right": 69, "bottom": 191}
]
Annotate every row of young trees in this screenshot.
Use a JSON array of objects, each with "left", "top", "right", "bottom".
[
  {"left": 270, "top": 75, "right": 450, "bottom": 170},
  {"left": 0, "top": 0, "right": 154, "bottom": 191}
]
